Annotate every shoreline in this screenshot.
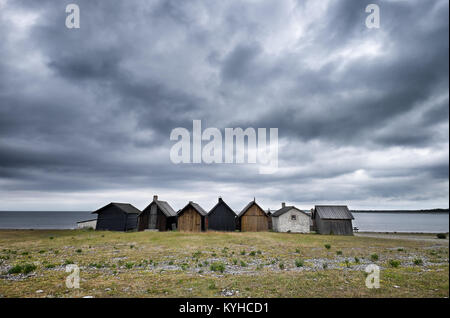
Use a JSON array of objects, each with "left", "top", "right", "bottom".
[{"left": 0, "top": 228, "right": 447, "bottom": 235}]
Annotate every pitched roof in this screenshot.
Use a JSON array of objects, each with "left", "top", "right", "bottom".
[
  {"left": 156, "top": 200, "right": 177, "bottom": 217},
  {"left": 208, "top": 198, "right": 237, "bottom": 216},
  {"left": 178, "top": 201, "right": 208, "bottom": 216},
  {"left": 314, "top": 205, "right": 354, "bottom": 220},
  {"left": 271, "top": 206, "right": 310, "bottom": 217},
  {"left": 92, "top": 202, "right": 141, "bottom": 215},
  {"left": 142, "top": 199, "right": 177, "bottom": 217},
  {"left": 238, "top": 200, "right": 266, "bottom": 217}
]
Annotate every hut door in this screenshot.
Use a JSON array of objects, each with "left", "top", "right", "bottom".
[{"left": 149, "top": 205, "right": 157, "bottom": 229}]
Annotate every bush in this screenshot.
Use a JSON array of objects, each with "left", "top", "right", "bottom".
[
  {"left": 240, "top": 261, "right": 247, "bottom": 267},
  {"left": 370, "top": 254, "right": 379, "bottom": 261},
  {"left": 76, "top": 249, "right": 82, "bottom": 253},
  {"left": 125, "top": 262, "right": 134, "bottom": 269},
  {"left": 181, "top": 263, "right": 189, "bottom": 270},
  {"left": 322, "top": 263, "right": 328, "bottom": 269},
  {"left": 8, "top": 264, "right": 23, "bottom": 274},
  {"left": 324, "top": 244, "right": 331, "bottom": 250},
  {"left": 22, "top": 263, "right": 37, "bottom": 274},
  {"left": 295, "top": 248, "right": 300, "bottom": 254},
  {"left": 45, "top": 263, "right": 56, "bottom": 269},
  {"left": 295, "top": 259, "right": 304, "bottom": 267},
  {"left": 240, "top": 250, "right": 246, "bottom": 256},
  {"left": 64, "top": 259, "right": 74, "bottom": 265},
  {"left": 413, "top": 258, "right": 423, "bottom": 266},
  {"left": 436, "top": 233, "right": 447, "bottom": 239},
  {"left": 279, "top": 262, "right": 285, "bottom": 270},
  {"left": 336, "top": 250, "right": 343, "bottom": 255},
  {"left": 232, "top": 259, "right": 238, "bottom": 265},
  {"left": 389, "top": 260, "right": 401, "bottom": 268},
  {"left": 249, "top": 251, "right": 256, "bottom": 256},
  {"left": 8, "top": 263, "right": 36, "bottom": 274},
  {"left": 354, "top": 257, "right": 360, "bottom": 264},
  {"left": 210, "top": 262, "right": 225, "bottom": 273}
]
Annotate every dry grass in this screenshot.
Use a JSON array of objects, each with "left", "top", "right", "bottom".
[{"left": 0, "top": 230, "right": 448, "bottom": 298}]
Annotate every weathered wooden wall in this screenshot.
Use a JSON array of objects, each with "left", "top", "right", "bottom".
[
  {"left": 138, "top": 204, "right": 175, "bottom": 231},
  {"left": 314, "top": 216, "right": 353, "bottom": 235},
  {"left": 241, "top": 205, "right": 269, "bottom": 232},
  {"left": 178, "top": 207, "right": 203, "bottom": 232},
  {"left": 208, "top": 202, "right": 236, "bottom": 231},
  {"left": 96, "top": 206, "right": 137, "bottom": 231}
]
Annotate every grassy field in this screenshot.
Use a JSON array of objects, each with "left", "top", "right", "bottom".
[{"left": 0, "top": 230, "right": 448, "bottom": 298}]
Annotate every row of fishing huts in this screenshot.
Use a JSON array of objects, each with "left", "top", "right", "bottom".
[{"left": 78, "top": 195, "right": 355, "bottom": 235}]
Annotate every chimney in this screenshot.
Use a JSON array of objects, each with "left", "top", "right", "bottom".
[
  {"left": 189, "top": 201, "right": 193, "bottom": 204},
  {"left": 153, "top": 195, "right": 158, "bottom": 201},
  {"left": 218, "top": 197, "right": 223, "bottom": 202},
  {"left": 282, "top": 202, "right": 286, "bottom": 208}
]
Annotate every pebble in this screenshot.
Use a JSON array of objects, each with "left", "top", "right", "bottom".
[
  {"left": 82, "top": 295, "right": 94, "bottom": 298},
  {"left": 36, "top": 290, "right": 43, "bottom": 293},
  {"left": 393, "top": 285, "right": 400, "bottom": 288}
]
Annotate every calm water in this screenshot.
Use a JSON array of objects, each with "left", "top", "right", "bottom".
[
  {"left": 0, "top": 211, "right": 448, "bottom": 232},
  {"left": 352, "top": 212, "right": 449, "bottom": 233},
  {"left": 0, "top": 212, "right": 92, "bottom": 229}
]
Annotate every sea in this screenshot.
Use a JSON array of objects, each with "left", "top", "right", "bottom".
[{"left": 0, "top": 211, "right": 448, "bottom": 232}]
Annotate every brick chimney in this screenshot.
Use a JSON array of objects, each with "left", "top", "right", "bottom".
[
  {"left": 282, "top": 202, "right": 286, "bottom": 208},
  {"left": 153, "top": 195, "right": 158, "bottom": 201}
]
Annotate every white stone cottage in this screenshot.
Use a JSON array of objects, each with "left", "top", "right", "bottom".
[{"left": 271, "top": 203, "right": 311, "bottom": 233}]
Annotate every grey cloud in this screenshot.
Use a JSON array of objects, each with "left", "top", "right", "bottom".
[{"left": 0, "top": 0, "right": 448, "bottom": 210}]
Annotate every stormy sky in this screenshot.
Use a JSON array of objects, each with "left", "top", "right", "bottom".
[{"left": 0, "top": 0, "right": 448, "bottom": 211}]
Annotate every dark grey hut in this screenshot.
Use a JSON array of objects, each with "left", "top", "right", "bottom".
[
  {"left": 137, "top": 195, "right": 177, "bottom": 231},
  {"left": 177, "top": 201, "right": 208, "bottom": 232},
  {"left": 312, "top": 205, "right": 354, "bottom": 235},
  {"left": 93, "top": 202, "right": 140, "bottom": 231},
  {"left": 207, "top": 197, "right": 237, "bottom": 231}
]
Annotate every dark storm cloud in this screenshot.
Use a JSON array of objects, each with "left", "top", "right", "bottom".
[{"left": 0, "top": 0, "right": 448, "bottom": 210}]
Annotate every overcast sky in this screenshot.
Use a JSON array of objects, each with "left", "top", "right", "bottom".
[{"left": 0, "top": 0, "right": 448, "bottom": 212}]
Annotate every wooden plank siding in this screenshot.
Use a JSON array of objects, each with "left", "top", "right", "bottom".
[
  {"left": 240, "top": 204, "right": 269, "bottom": 232},
  {"left": 207, "top": 198, "right": 237, "bottom": 231},
  {"left": 177, "top": 206, "right": 203, "bottom": 232}
]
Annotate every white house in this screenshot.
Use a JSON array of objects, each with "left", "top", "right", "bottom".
[{"left": 271, "top": 203, "right": 310, "bottom": 233}]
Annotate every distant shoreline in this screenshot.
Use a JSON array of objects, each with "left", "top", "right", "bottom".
[{"left": 352, "top": 209, "right": 449, "bottom": 214}]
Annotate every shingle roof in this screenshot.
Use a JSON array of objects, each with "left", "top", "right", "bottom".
[
  {"left": 271, "top": 206, "right": 310, "bottom": 217},
  {"left": 238, "top": 200, "right": 266, "bottom": 217},
  {"left": 315, "top": 205, "right": 354, "bottom": 220},
  {"left": 156, "top": 200, "right": 177, "bottom": 217},
  {"left": 93, "top": 202, "right": 141, "bottom": 215},
  {"left": 178, "top": 201, "right": 208, "bottom": 216}
]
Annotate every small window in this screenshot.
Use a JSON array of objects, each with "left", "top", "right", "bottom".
[{"left": 291, "top": 215, "right": 297, "bottom": 221}]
